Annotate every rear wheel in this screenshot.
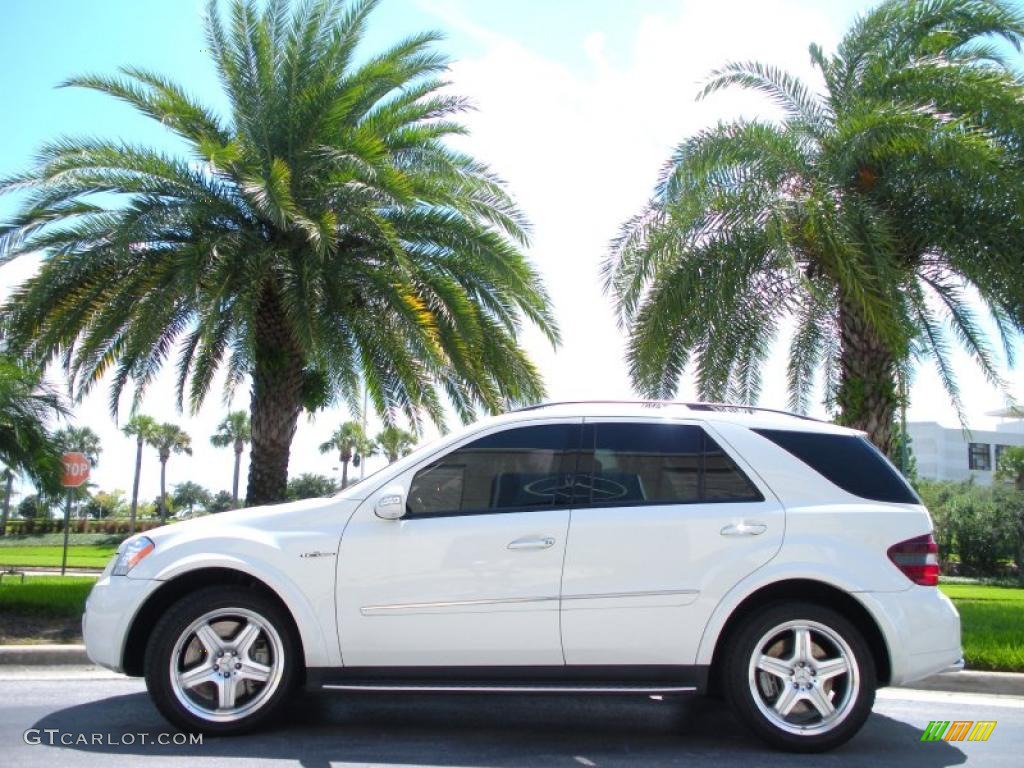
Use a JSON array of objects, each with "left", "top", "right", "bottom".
[
  {"left": 144, "top": 585, "right": 299, "bottom": 734},
  {"left": 722, "top": 601, "right": 876, "bottom": 752}
]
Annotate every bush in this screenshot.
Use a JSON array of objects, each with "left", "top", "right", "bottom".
[{"left": 918, "top": 480, "right": 1023, "bottom": 578}]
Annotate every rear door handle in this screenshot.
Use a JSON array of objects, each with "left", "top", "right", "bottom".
[
  {"left": 720, "top": 521, "right": 767, "bottom": 537},
  {"left": 507, "top": 536, "right": 556, "bottom": 550}
]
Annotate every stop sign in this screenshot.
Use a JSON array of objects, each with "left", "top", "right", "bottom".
[{"left": 61, "top": 452, "right": 91, "bottom": 488}]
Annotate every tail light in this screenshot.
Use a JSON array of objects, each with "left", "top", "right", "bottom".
[{"left": 888, "top": 533, "right": 940, "bottom": 586}]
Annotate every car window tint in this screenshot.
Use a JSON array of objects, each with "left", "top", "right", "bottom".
[
  {"left": 577, "top": 423, "right": 761, "bottom": 505},
  {"left": 754, "top": 429, "right": 919, "bottom": 504},
  {"left": 407, "top": 423, "right": 579, "bottom": 517}
]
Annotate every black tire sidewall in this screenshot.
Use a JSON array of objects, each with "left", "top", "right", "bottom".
[
  {"left": 144, "top": 585, "right": 299, "bottom": 735},
  {"left": 723, "top": 600, "right": 877, "bottom": 753}
]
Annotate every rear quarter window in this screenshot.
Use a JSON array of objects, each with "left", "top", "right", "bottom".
[{"left": 753, "top": 429, "right": 919, "bottom": 504}]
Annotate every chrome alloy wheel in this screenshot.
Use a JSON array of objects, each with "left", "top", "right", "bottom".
[
  {"left": 747, "top": 619, "right": 860, "bottom": 736},
  {"left": 169, "top": 607, "right": 285, "bottom": 723}
]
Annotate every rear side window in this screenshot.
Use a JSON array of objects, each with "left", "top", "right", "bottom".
[
  {"left": 576, "top": 422, "right": 763, "bottom": 506},
  {"left": 407, "top": 423, "right": 579, "bottom": 517},
  {"left": 754, "top": 429, "right": 919, "bottom": 504}
]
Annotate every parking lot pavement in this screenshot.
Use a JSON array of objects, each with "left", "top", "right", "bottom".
[{"left": 2, "top": 668, "right": 1022, "bottom": 767}]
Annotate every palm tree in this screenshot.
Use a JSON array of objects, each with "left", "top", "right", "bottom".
[
  {"left": 54, "top": 426, "right": 102, "bottom": 467},
  {"left": 604, "top": 0, "right": 1024, "bottom": 454},
  {"left": 148, "top": 423, "right": 192, "bottom": 521},
  {"left": 122, "top": 413, "right": 158, "bottom": 533},
  {"left": 0, "top": 0, "right": 557, "bottom": 507},
  {"left": 0, "top": 355, "right": 66, "bottom": 499},
  {"left": 319, "top": 421, "right": 367, "bottom": 489},
  {"left": 210, "top": 410, "right": 250, "bottom": 509},
  {"left": 0, "top": 466, "right": 14, "bottom": 537},
  {"left": 375, "top": 425, "right": 416, "bottom": 463}
]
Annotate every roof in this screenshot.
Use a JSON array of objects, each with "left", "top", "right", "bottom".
[{"left": 495, "top": 400, "right": 858, "bottom": 434}]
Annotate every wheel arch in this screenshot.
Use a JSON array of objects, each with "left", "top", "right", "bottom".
[
  {"left": 705, "top": 579, "right": 892, "bottom": 693},
  {"left": 122, "top": 567, "right": 306, "bottom": 679}
]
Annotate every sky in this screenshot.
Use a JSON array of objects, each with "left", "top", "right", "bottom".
[{"left": 1, "top": 0, "right": 1023, "bottom": 505}]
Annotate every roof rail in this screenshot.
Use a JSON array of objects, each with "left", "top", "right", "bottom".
[{"left": 510, "top": 399, "right": 826, "bottom": 423}]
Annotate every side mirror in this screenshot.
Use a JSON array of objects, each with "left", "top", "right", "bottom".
[{"left": 374, "top": 487, "right": 406, "bottom": 520}]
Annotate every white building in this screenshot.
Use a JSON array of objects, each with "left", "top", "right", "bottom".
[{"left": 908, "top": 408, "right": 1024, "bottom": 485}]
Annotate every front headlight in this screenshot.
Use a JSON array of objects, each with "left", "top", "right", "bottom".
[{"left": 112, "top": 536, "right": 155, "bottom": 576}]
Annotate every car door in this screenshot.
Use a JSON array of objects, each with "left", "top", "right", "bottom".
[
  {"left": 560, "top": 418, "right": 783, "bottom": 666},
  {"left": 337, "top": 418, "right": 581, "bottom": 668}
]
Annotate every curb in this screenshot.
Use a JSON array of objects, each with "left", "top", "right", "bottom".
[
  {"left": 0, "top": 644, "right": 89, "bottom": 665},
  {"left": 897, "top": 670, "right": 1024, "bottom": 697}
]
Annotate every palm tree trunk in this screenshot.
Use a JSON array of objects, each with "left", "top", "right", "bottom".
[
  {"left": 159, "top": 458, "right": 168, "bottom": 522},
  {"left": 836, "top": 296, "right": 897, "bottom": 456},
  {"left": 1, "top": 471, "right": 13, "bottom": 537},
  {"left": 129, "top": 436, "right": 143, "bottom": 534},
  {"left": 246, "top": 287, "right": 303, "bottom": 506},
  {"left": 341, "top": 458, "right": 349, "bottom": 489},
  {"left": 232, "top": 441, "right": 243, "bottom": 508}
]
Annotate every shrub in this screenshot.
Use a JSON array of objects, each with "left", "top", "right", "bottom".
[{"left": 918, "top": 480, "right": 1023, "bottom": 578}]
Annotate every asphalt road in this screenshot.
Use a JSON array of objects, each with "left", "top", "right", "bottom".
[{"left": 1, "top": 667, "right": 1022, "bottom": 767}]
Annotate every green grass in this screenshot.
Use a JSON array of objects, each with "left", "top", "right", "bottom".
[
  {"left": 940, "top": 583, "right": 1024, "bottom": 672},
  {"left": 0, "top": 576, "right": 96, "bottom": 617},
  {"left": 0, "top": 544, "right": 117, "bottom": 569}
]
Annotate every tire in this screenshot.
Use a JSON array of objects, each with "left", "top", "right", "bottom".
[
  {"left": 722, "top": 600, "right": 876, "bottom": 753},
  {"left": 144, "top": 585, "right": 300, "bottom": 735}
]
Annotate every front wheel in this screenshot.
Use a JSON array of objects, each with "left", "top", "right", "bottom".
[
  {"left": 722, "top": 601, "right": 876, "bottom": 752},
  {"left": 144, "top": 585, "right": 299, "bottom": 734}
]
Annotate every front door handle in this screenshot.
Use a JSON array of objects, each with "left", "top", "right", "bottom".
[
  {"left": 720, "top": 521, "right": 768, "bottom": 537},
  {"left": 507, "top": 536, "right": 556, "bottom": 550}
]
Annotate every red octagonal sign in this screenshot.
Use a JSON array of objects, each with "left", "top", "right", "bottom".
[{"left": 61, "top": 452, "right": 90, "bottom": 488}]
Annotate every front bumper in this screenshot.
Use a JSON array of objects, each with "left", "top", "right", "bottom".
[
  {"left": 857, "top": 585, "right": 962, "bottom": 686},
  {"left": 83, "top": 574, "right": 160, "bottom": 673}
]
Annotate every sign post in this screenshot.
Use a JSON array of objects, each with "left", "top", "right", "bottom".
[{"left": 60, "top": 452, "right": 90, "bottom": 576}]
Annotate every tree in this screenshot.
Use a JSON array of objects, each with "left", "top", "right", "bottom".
[
  {"left": 286, "top": 473, "right": 337, "bottom": 501},
  {"left": 147, "top": 423, "right": 192, "bottom": 521},
  {"left": 54, "top": 426, "right": 102, "bottom": 467},
  {"left": 0, "top": 0, "right": 557, "bottom": 507},
  {"left": 210, "top": 411, "right": 250, "bottom": 509},
  {"left": 375, "top": 425, "right": 417, "bottom": 463},
  {"left": 122, "top": 413, "right": 158, "bottom": 534},
  {"left": 996, "top": 446, "right": 1024, "bottom": 491},
  {"left": 82, "top": 489, "right": 129, "bottom": 519},
  {"left": 16, "top": 494, "right": 47, "bottom": 520},
  {"left": 0, "top": 355, "right": 66, "bottom": 498},
  {"left": 1, "top": 466, "right": 14, "bottom": 536},
  {"left": 172, "top": 481, "right": 210, "bottom": 517},
  {"left": 207, "top": 489, "right": 236, "bottom": 513},
  {"left": 319, "top": 421, "right": 367, "bottom": 489},
  {"left": 604, "top": 0, "right": 1024, "bottom": 455}
]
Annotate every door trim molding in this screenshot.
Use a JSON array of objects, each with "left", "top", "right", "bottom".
[{"left": 360, "top": 588, "right": 700, "bottom": 616}]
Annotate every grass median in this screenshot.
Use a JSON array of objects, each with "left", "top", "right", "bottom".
[{"left": 0, "top": 534, "right": 121, "bottom": 569}]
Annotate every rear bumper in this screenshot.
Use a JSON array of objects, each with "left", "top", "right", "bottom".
[{"left": 856, "top": 586, "right": 962, "bottom": 686}]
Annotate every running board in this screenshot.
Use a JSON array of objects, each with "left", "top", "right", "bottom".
[
  {"left": 319, "top": 682, "right": 698, "bottom": 694},
  {"left": 307, "top": 665, "right": 707, "bottom": 694}
]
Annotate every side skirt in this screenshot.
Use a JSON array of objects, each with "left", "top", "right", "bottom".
[{"left": 306, "top": 665, "right": 708, "bottom": 694}]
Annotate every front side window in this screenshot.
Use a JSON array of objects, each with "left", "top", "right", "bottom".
[
  {"left": 406, "top": 423, "right": 579, "bottom": 517},
  {"left": 969, "top": 442, "right": 992, "bottom": 471},
  {"left": 575, "top": 422, "right": 763, "bottom": 506}
]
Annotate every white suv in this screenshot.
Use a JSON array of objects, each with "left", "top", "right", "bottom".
[{"left": 83, "top": 401, "right": 961, "bottom": 752}]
